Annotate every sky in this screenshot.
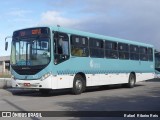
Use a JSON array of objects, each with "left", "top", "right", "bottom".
[{"left": 0, "top": 0, "right": 160, "bottom": 56}]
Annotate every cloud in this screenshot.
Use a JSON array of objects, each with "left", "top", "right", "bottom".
[
  {"left": 71, "top": 0, "right": 160, "bottom": 50},
  {"left": 7, "top": 8, "right": 32, "bottom": 18},
  {"left": 12, "top": 18, "right": 33, "bottom": 22},
  {"left": 5, "top": 8, "right": 34, "bottom": 28},
  {"left": 38, "top": 0, "right": 160, "bottom": 51},
  {"left": 47, "top": 0, "right": 79, "bottom": 8},
  {"left": 38, "top": 11, "right": 80, "bottom": 27},
  {"left": 0, "top": 33, "right": 5, "bottom": 39}
]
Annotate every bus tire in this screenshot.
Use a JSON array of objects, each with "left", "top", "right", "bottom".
[
  {"left": 72, "top": 75, "right": 85, "bottom": 95},
  {"left": 127, "top": 73, "right": 136, "bottom": 88}
]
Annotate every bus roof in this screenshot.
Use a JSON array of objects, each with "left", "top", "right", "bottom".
[
  {"left": 16, "top": 25, "right": 154, "bottom": 48},
  {"left": 50, "top": 26, "right": 153, "bottom": 48}
]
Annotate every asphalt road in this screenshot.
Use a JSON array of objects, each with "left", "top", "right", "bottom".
[{"left": 0, "top": 79, "right": 160, "bottom": 120}]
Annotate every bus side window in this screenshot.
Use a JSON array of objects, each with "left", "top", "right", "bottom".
[
  {"left": 148, "top": 48, "right": 153, "bottom": 61},
  {"left": 118, "top": 43, "right": 129, "bottom": 60},
  {"left": 71, "top": 35, "right": 89, "bottom": 57},
  {"left": 130, "top": 45, "right": 139, "bottom": 60},
  {"left": 89, "top": 38, "right": 104, "bottom": 58},
  {"left": 105, "top": 41, "right": 118, "bottom": 59},
  {"left": 140, "top": 47, "right": 148, "bottom": 61},
  {"left": 54, "top": 32, "right": 69, "bottom": 64}
]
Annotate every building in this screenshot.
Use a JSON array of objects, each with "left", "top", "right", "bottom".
[{"left": 0, "top": 56, "right": 10, "bottom": 74}]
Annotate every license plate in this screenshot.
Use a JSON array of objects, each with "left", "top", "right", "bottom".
[{"left": 24, "top": 83, "right": 31, "bottom": 87}]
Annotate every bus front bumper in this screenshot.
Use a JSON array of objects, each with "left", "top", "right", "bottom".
[{"left": 12, "top": 76, "right": 52, "bottom": 89}]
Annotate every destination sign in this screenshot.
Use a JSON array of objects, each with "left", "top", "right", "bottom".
[{"left": 13, "top": 27, "right": 50, "bottom": 37}]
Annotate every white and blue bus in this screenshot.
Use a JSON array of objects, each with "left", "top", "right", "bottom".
[{"left": 5, "top": 26, "right": 155, "bottom": 94}]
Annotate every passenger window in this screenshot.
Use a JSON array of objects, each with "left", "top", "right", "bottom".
[
  {"left": 71, "top": 35, "right": 89, "bottom": 57},
  {"left": 148, "top": 48, "right": 153, "bottom": 61},
  {"left": 105, "top": 41, "right": 118, "bottom": 59},
  {"left": 130, "top": 45, "right": 139, "bottom": 60},
  {"left": 139, "top": 47, "right": 148, "bottom": 61},
  {"left": 118, "top": 43, "right": 129, "bottom": 59},
  {"left": 89, "top": 38, "right": 104, "bottom": 58},
  {"left": 54, "top": 32, "right": 69, "bottom": 64}
]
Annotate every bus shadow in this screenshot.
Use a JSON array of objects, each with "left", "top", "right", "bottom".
[
  {"left": 85, "top": 84, "right": 144, "bottom": 93},
  {"left": 145, "top": 78, "right": 160, "bottom": 82},
  {"left": 6, "top": 88, "right": 72, "bottom": 97},
  {"left": 7, "top": 84, "right": 144, "bottom": 97}
]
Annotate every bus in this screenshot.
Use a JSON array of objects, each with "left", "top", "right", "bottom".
[{"left": 5, "top": 26, "right": 155, "bottom": 95}]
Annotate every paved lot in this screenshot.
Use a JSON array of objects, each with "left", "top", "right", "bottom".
[{"left": 0, "top": 79, "right": 160, "bottom": 120}]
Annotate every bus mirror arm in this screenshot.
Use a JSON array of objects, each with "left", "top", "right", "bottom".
[{"left": 5, "top": 36, "right": 12, "bottom": 51}]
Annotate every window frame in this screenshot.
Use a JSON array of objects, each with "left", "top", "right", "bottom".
[
  {"left": 130, "top": 45, "right": 139, "bottom": 60},
  {"left": 118, "top": 43, "right": 129, "bottom": 60},
  {"left": 89, "top": 38, "right": 104, "bottom": 58},
  {"left": 148, "top": 47, "right": 153, "bottom": 61},
  {"left": 139, "top": 46, "right": 148, "bottom": 61},
  {"left": 70, "top": 34, "right": 89, "bottom": 57},
  {"left": 53, "top": 31, "right": 70, "bottom": 65},
  {"left": 105, "top": 40, "right": 118, "bottom": 59}
]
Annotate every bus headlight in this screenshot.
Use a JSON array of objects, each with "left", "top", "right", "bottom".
[{"left": 41, "top": 72, "right": 52, "bottom": 81}]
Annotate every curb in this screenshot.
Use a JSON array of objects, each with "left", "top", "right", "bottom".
[{"left": 0, "top": 78, "right": 12, "bottom": 89}]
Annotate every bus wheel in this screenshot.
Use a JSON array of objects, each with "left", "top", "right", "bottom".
[
  {"left": 72, "top": 75, "right": 85, "bottom": 95},
  {"left": 127, "top": 73, "right": 136, "bottom": 88}
]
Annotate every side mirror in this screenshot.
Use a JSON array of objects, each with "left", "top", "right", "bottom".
[
  {"left": 5, "top": 36, "right": 12, "bottom": 51},
  {"left": 5, "top": 41, "right": 8, "bottom": 51}
]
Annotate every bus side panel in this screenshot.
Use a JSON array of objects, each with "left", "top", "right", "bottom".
[
  {"left": 86, "top": 73, "right": 129, "bottom": 87},
  {"left": 136, "top": 73, "right": 154, "bottom": 82},
  {"left": 52, "top": 75, "right": 74, "bottom": 89}
]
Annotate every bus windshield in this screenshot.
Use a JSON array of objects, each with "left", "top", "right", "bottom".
[{"left": 11, "top": 37, "right": 50, "bottom": 66}]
